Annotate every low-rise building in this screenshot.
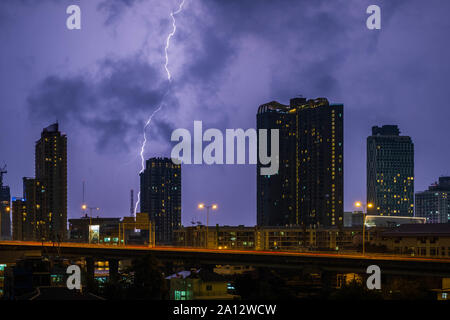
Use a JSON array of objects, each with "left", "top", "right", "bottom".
[
  {"left": 68, "top": 215, "right": 121, "bottom": 244},
  {"left": 174, "top": 225, "right": 370, "bottom": 252},
  {"left": 173, "top": 225, "right": 255, "bottom": 249},
  {"left": 374, "top": 224, "right": 450, "bottom": 257},
  {"left": 166, "top": 269, "right": 236, "bottom": 300}
]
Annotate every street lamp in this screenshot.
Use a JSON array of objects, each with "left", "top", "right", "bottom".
[
  {"left": 197, "top": 203, "right": 218, "bottom": 248},
  {"left": 354, "top": 201, "right": 373, "bottom": 255}
]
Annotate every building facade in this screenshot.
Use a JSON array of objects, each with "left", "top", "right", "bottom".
[
  {"left": 140, "top": 157, "right": 181, "bottom": 244},
  {"left": 21, "top": 177, "right": 46, "bottom": 240},
  {"left": 415, "top": 177, "right": 450, "bottom": 224},
  {"left": 375, "top": 224, "right": 450, "bottom": 258},
  {"left": 257, "top": 97, "right": 343, "bottom": 227},
  {"left": 68, "top": 216, "right": 121, "bottom": 244},
  {"left": 0, "top": 169, "right": 11, "bottom": 240},
  {"left": 173, "top": 225, "right": 367, "bottom": 252},
  {"left": 11, "top": 198, "right": 26, "bottom": 241},
  {"left": 367, "top": 125, "right": 414, "bottom": 216},
  {"left": 35, "top": 123, "right": 67, "bottom": 240}
]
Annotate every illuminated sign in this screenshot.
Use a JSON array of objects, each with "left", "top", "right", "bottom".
[{"left": 89, "top": 225, "right": 100, "bottom": 244}]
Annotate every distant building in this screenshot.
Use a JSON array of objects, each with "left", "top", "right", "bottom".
[
  {"left": 375, "top": 223, "right": 450, "bottom": 257},
  {"left": 35, "top": 123, "right": 68, "bottom": 240},
  {"left": 415, "top": 177, "right": 450, "bottom": 224},
  {"left": 364, "top": 215, "right": 425, "bottom": 228},
  {"left": 68, "top": 215, "right": 121, "bottom": 244},
  {"left": 351, "top": 212, "right": 364, "bottom": 226},
  {"left": 120, "top": 213, "right": 155, "bottom": 245},
  {"left": 174, "top": 225, "right": 255, "bottom": 250},
  {"left": 213, "top": 265, "right": 255, "bottom": 275},
  {"left": 21, "top": 177, "right": 46, "bottom": 240},
  {"left": 140, "top": 157, "right": 181, "bottom": 244},
  {"left": 367, "top": 125, "right": 414, "bottom": 217},
  {"left": 174, "top": 225, "right": 366, "bottom": 252},
  {"left": 166, "top": 269, "right": 236, "bottom": 300},
  {"left": 343, "top": 212, "right": 352, "bottom": 227},
  {"left": 11, "top": 198, "right": 26, "bottom": 241},
  {"left": 0, "top": 169, "right": 11, "bottom": 240},
  {"left": 257, "top": 97, "right": 343, "bottom": 227}
]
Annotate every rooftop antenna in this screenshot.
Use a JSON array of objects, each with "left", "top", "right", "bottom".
[
  {"left": 130, "top": 189, "right": 134, "bottom": 216},
  {"left": 82, "top": 180, "right": 86, "bottom": 216},
  {"left": 0, "top": 164, "right": 7, "bottom": 187},
  {"left": 82, "top": 180, "right": 85, "bottom": 203}
]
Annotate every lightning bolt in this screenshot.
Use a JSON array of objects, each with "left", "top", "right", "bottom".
[
  {"left": 165, "top": 0, "right": 185, "bottom": 81},
  {"left": 134, "top": 0, "right": 185, "bottom": 215}
]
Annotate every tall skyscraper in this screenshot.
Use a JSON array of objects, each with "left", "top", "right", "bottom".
[
  {"left": 367, "top": 125, "right": 414, "bottom": 216},
  {"left": 22, "top": 177, "right": 46, "bottom": 240},
  {"left": 0, "top": 166, "right": 11, "bottom": 240},
  {"left": 35, "top": 123, "right": 67, "bottom": 240},
  {"left": 257, "top": 101, "right": 296, "bottom": 226},
  {"left": 257, "top": 97, "right": 344, "bottom": 227},
  {"left": 415, "top": 177, "right": 450, "bottom": 224},
  {"left": 140, "top": 157, "right": 181, "bottom": 244},
  {"left": 11, "top": 197, "right": 26, "bottom": 241}
]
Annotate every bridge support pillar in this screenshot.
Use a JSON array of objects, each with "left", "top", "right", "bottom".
[
  {"left": 321, "top": 270, "right": 336, "bottom": 291},
  {"left": 85, "top": 257, "right": 95, "bottom": 292},
  {"left": 108, "top": 259, "right": 119, "bottom": 283}
]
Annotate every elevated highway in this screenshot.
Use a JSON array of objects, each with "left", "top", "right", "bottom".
[{"left": 1, "top": 241, "right": 450, "bottom": 277}]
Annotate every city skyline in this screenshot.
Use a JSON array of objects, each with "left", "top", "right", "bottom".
[
  {"left": 3, "top": 105, "right": 449, "bottom": 229},
  {"left": 1, "top": 0, "right": 450, "bottom": 227}
]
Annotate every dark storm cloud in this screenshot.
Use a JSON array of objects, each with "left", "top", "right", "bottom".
[
  {"left": 186, "top": 0, "right": 407, "bottom": 102},
  {"left": 27, "top": 56, "right": 173, "bottom": 153},
  {"left": 147, "top": 117, "right": 176, "bottom": 150},
  {"left": 23, "top": 0, "right": 410, "bottom": 156},
  {"left": 181, "top": 29, "right": 236, "bottom": 87},
  {"left": 178, "top": 0, "right": 350, "bottom": 99},
  {"left": 97, "top": 0, "right": 143, "bottom": 25}
]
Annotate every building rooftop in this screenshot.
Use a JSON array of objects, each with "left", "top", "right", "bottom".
[
  {"left": 371, "top": 125, "right": 400, "bottom": 136},
  {"left": 382, "top": 223, "right": 450, "bottom": 237},
  {"left": 43, "top": 123, "right": 59, "bottom": 133},
  {"left": 257, "top": 97, "right": 335, "bottom": 114}
]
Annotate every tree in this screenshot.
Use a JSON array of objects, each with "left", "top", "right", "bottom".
[
  {"left": 101, "top": 254, "right": 168, "bottom": 300},
  {"left": 234, "top": 268, "right": 296, "bottom": 300},
  {"left": 329, "top": 280, "right": 382, "bottom": 300}
]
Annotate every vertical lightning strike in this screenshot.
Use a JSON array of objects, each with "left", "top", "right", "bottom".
[
  {"left": 165, "top": 0, "right": 185, "bottom": 81},
  {"left": 134, "top": 0, "right": 185, "bottom": 215}
]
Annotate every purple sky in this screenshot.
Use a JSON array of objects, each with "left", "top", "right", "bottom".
[{"left": 1, "top": 0, "right": 450, "bottom": 227}]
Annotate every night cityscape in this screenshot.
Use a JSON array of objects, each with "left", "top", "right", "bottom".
[{"left": 1, "top": 0, "right": 450, "bottom": 313}]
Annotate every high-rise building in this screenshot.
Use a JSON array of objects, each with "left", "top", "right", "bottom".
[
  {"left": 257, "top": 101, "right": 296, "bottom": 226},
  {"left": 415, "top": 177, "right": 450, "bottom": 224},
  {"left": 140, "top": 157, "right": 181, "bottom": 244},
  {"left": 0, "top": 167, "right": 11, "bottom": 240},
  {"left": 367, "top": 125, "right": 414, "bottom": 216},
  {"left": 257, "top": 97, "right": 344, "bottom": 227},
  {"left": 11, "top": 197, "right": 26, "bottom": 241},
  {"left": 22, "top": 177, "right": 46, "bottom": 240},
  {"left": 35, "top": 123, "right": 67, "bottom": 240}
]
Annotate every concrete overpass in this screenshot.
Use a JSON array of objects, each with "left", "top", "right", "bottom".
[{"left": 1, "top": 241, "right": 450, "bottom": 277}]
